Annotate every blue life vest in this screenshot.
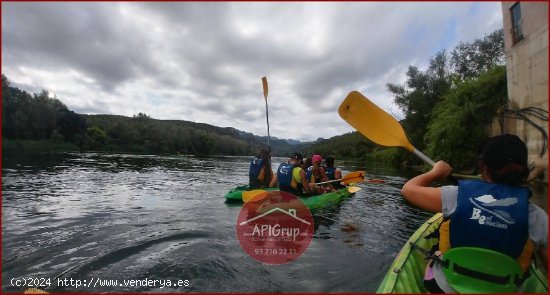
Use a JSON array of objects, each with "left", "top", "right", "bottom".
[
  {"left": 325, "top": 166, "right": 336, "bottom": 180},
  {"left": 449, "top": 180, "right": 529, "bottom": 259},
  {"left": 306, "top": 166, "right": 322, "bottom": 183},
  {"left": 249, "top": 157, "right": 267, "bottom": 188},
  {"left": 277, "top": 162, "right": 301, "bottom": 193},
  {"left": 306, "top": 166, "right": 313, "bottom": 183},
  {"left": 277, "top": 162, "right": 294, "bottom": 187},
  {"left": 249, "top": 158, "right": 263, "bottom": 178}
]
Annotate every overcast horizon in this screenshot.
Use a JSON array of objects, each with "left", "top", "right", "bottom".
[{"left": 2, "top": 2, "right": 503, "bottom": 142}]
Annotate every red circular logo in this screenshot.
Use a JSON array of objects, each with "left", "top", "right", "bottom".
[{"left": 236, "top": 191, "right": 314, "bottom": 264}]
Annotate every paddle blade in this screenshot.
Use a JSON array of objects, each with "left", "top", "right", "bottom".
[
  {"left": 347, "top": 186, "right": 362, "bottom": 193},
  {"left": 262, "top": 76, "right": 268, "bottom": 100},
  {"left": 243, "top": 189, "right": 267, "bottom": 202},
  {"left": 341, "top": 171, "right": 365, "bottom": 185},
  {"left": 338, "top": 91, "right": 415, "bottom": 152},
  {"left": 365, "top": 179, "right": 385, "bottom": 184}
]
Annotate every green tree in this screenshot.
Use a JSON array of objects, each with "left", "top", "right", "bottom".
[
  {"left": 85, "top": 126, "right": 109, "bottom": 150},
  {"left": 107, "top": 120, "right": 138, "bottom": 149},
  {"left": 451, "top": 29, "right": 505, "bottom": 80},
  {"left": 2, "top": 76, "right": 74, "bottom": 141},
  {"left": 386, "top": 29, "right": 506, "bottom": 166},
  {"left": 425, "top": 66, "right": 508, "bottom": 170},
  {"left": 387, "top": 51, "right": 451, "bottom": 156},
  {"left": 192, "top": 131, "right": 214, "bottom": 155},
  {"left": 133, "top": 112, "right": 151, "bottom": 119},
  {"left": 58, "top": 110, "right": 87, "bottom": 143},
  {"left": 303, "top": 131, "right": 377, "bottom": 159},
  {"left": 31, "top": 91, "right": 69, "bottom": 139}
]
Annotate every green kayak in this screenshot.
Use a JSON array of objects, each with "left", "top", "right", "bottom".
[
  {"left": 224, "top": 186, "right": 355, "bottom": 210},
  {"left": 376, "top": 213, "right": 548, "bottom": 293},
  {"left": 224, "top": 185, "right": 278, "bottom": 202}
]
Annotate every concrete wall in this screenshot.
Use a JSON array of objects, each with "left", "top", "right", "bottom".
[{"left": 497, "top": 2, "right": 548, "bottom": 180}]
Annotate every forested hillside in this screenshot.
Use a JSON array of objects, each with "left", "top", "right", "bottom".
[
  {"left": 301, "top": 132, "right": 376, "bottom": 160},
  {"left": 2, "top": 75, "right": 302, "bottom": 156}
]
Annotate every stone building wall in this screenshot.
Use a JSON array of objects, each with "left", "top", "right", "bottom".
[{"left": 497, "top": 2, "right": 548, "bottom": 180}]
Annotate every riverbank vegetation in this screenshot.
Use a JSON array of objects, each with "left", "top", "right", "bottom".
[
  {"left": 2, "top": 75, "right": 299, "bottom": 156},
  {"left": 307, "top": 29, "right": 507, "bottom": 171}
]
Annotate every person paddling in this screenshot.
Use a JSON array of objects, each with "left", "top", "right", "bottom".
[
  {"left": 248, "top": 149, "right": 275, "bottom": 189},
  {"left": 324, "top": 156, "right": 344, "bottom": 189},
  {"left": 276, "top": 152, "right": 312, "bottom": 196},
  {"left": 401, "top": 134, "right": 548, "bottom": 293},
  {"left": 306, "top": 154, "right": 333, "bottom": 193}
]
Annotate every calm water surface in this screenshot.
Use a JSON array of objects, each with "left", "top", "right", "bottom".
[{"left": 2, "top": 151, "right": 546, "bottom": 292}]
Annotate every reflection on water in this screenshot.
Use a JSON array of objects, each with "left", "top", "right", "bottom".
[{"left": 2, "top": 151, "right": 546, "bottom": 292}]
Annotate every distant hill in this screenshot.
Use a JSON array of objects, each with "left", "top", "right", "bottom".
[
  {"left": 82, "top": 114, "right": 306, "bottom": 156},
  {"left": 5, "top": 74, "right": 380, "bottom": 159},
  {"left": 2, "top": 74, "right": 306, "bottom": 156},
  {"left": 300, "top": 131, "right": 377, "bottom": 159},
  {"left": 285, "top": 139, "right": 303, "bottom": 145}
]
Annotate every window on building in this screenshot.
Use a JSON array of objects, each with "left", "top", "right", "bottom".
[{"left": 510, "top": 2, "right": 523, "bottom": 44}]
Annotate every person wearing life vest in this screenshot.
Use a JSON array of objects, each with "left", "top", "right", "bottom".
[
  {"left": 276, "top": 152, "right": 312, "bottom": 196},
  {"left": 324, "top": 155, "right": 344, "bottom": 189},
  {"left": 302, "top": 157, "right": 312, "bottom": 173},
  {"left": 306, "top": 154, "right": 333, "bottom": 193},
  {"left": 249, "top": 149, "right": 275, "bottom": 189},
  {"left": 401, "top": 134, "right": 548, "bottom": 293}
]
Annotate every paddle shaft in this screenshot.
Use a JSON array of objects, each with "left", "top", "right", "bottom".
[
  {"left": 265, "top": 98, "right": 270, "bottom": 151},
  {"left": 315, "top": 178, "right": 383, "bottom": 185},
  {"left": 262, "top": 77, "right": 270, "bottom": 152},
  {"left": 315, "top": 178, "right": 355, "bottom": 185},
  {"left": 315, "top": 177, "right": 363, "bottom": 185},
  {"left": 412, "top": 149, "right": 435, "bottom": 166},
  {"left": 313, "top": 171, "right": 364, "bottom": 185},
  {"left": 411, "top": 149, "right": 459, "bottom": 182}
]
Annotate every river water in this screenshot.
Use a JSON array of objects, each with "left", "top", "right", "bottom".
[{"left": 2, "top": 152, "right": 546, "bottom": 293}]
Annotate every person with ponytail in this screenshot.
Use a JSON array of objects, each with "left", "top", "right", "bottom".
[
  {"left": 249, "top": 149, "right": 275, "bottom": 189},
  {"left": 324, "top": 155, "right": 344, "bottom": 189},
  {"left": 401, "top": 134, "right": 548, "bottom": 293},
  {"left": 306, "top": 154, "right": 333, "bottom": 193}
]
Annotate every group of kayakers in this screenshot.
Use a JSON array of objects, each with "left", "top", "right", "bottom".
[{"left": 248, "top": 150, "right": 343, "bottom": 196}]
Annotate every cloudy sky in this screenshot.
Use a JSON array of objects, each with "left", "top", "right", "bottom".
[{"left": 2, "top": 2, "right": 502, "bottom": 142}]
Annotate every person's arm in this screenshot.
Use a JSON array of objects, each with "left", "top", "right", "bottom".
[
  {"left": 320, "top": 167, "right": 335, "bottom": 191},
  {"left": 320, "top": 167, "right": 329, "bottom": 182},
  {"left": 308, "top": 169, "right": 315, "bottom": 184},
  {"left": 269, "top": 173, "right": 278, "bottom": 188},
  {"left": 334, "top": 168, "right": 342, "bottom": 180},
  {"left": 300, "top": 169, "right": 312, "bottom": 194},
  {"left": 401, "top": 161, "right": 452, "bottom": 213}
]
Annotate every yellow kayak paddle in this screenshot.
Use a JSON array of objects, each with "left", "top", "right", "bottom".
[
  {"left": 242, "top": 189, "right": 268, "bottom": 203},
  {"left": 338, "top": 91, "right": 435, "bottom": 166},
  {"left": 242, "top": 171, "right": 381, "bottom": 202},
  {"left": 314, "top": 171, "right": 384, "bottom": 185}
]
